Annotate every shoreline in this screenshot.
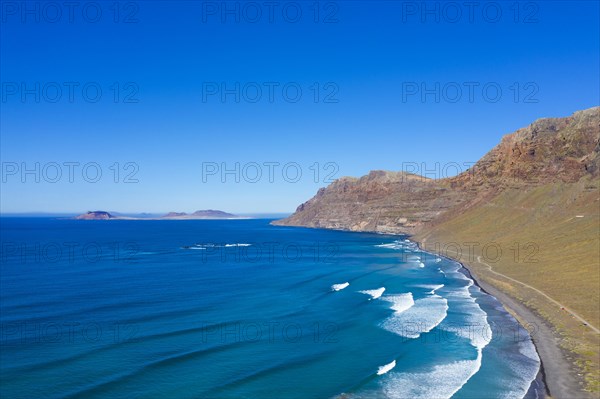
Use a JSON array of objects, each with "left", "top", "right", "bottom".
[
  {"left": 415, "top": 240, "right": 588, "bottom": 399},
  {"left": 269, "top": 223, "right": 581, "bottom": 398},
  {"left": 413, "top": 241, "right": 550, "bottom": 399},
  {"left": 451, "top": 256, "right": 550, "bottom": 399}
]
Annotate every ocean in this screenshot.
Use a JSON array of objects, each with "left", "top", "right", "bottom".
[{"left": 0, "top": 218, "right": 541, "bottom": 398}]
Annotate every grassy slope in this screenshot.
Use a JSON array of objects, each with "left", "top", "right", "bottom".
[{"left": 416, "top": 177, "right": 600, "bottom": 392}]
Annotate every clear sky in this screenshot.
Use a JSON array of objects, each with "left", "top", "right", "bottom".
[{"left": 1, "top": 0, "right": 598, "bottom": 214}]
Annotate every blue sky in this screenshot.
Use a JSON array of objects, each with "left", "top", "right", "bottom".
[{"left": 1, "top": 1, "right": 599, "bottom": 214}]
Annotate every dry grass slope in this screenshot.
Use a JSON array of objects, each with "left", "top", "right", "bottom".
[
  {"left": 275, "top": 107, "right": 600, "bottom": 394},
  {"left": 416, "top": 176, "right": 600, "bottom": 393}
]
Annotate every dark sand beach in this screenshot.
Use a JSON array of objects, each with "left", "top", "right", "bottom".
[{"left": 426, "top": 246, "right": 590, "bottom": 399}]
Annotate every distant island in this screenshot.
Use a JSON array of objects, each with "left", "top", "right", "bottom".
[
  {"left": 75, "top": 210, "right": 245, "bottom": 220},
  {"left": 75, "top": 211, "right": 116, "bottom": 220},
  {"left": 160, "top": 210, "right": 240, "bottom": 219}
]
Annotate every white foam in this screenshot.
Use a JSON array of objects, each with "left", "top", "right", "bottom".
[
  {"left": 418, "top": 262, "right": 425, "bottom": 268},
  {"left": 192, "top": 243, "right": 252, "bottom": 249},
  {"left": 359, "top": 287, "right": 386, "bottom": 300},
  {"left": 452, "top": 269, "right": 470, "bottom": 281},
  {"left": 499, "top": 342, "right": 541, "bottom": 398},
  {"left": 375, "top": 240, "right": 418, "bottom": 251},
  {"left": 377, "top": 360, "right": 396, "bottom": 375},
  {"left": 375, "top": 243, "right": 401, "bottom": 249},
  {"left": 518, "top": 339, "right": 540, "bottom": 362},
  {"left": 415, "top": 284, "right": 444, "bottom": 294},
  {"left": 381, "top": 293, "right": 414, "bottom": 314},
  {"left": 381, "top": 280, "right": 489, "bottom": 397},
  {"left": 375, "top": 241, "right": 407, "bottom": 250},
  {"left": 435, "top": 258, "right": 442, "bottom": 263},
  {"left": 379, "top": 257, "right": 500, "bottom": 399},
  {"left": 331, "top": 282, "right": 350, "bottom": 291},
  {"left": 441, "top": 283, "right": 491, "bottom": 350},
  {"left": 373, "top": 262, "right": 507, "bottom": 399},
  {"left": 381, "top": 353, "right": 482, "bottom": 399},
  {"left": 381, "top": 295, "right": 448, "bottom": 338}
]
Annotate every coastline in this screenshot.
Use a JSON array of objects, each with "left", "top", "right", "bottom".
[
  {"left": 270, "top": 223, "right": 584, "bottom": 398},
  {"left": 417, "top": 240, "right": 588, "bottom": 399},
  {"left": 447, "top": 255, "right": 550, "bottom": 399}
]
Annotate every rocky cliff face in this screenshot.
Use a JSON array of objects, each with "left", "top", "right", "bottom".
[
  {"left": 275, "top": 171, "right": 466, "bottom": 234},
  {"left": 273, "top": 107, "right": 599, "bottom": 234},
  {"left": 460, "top": 107, "right": 599, "bottom": 187}
]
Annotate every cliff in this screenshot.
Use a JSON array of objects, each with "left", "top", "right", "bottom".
[
  {"left": 274, "top": 171, "right": 464, "bottom": 234},
  {"left": 274, "top": 107, "right": 599, "bottom": 235},
  {"left": 273, "top": 106, "right": 600, "bottom": 394}
]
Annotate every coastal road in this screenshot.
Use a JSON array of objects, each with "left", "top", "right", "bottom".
[
  {"left": 425, "top": 238, "right": 600, "bottom": 335},
  {"left": 474, "top": 255, "right": 600, "bottom": 335},
  {"left": 426, "top": 245, "right": 597, "bottom": 398}
]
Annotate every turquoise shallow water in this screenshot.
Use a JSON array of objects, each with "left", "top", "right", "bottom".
[{"left": 0, "top": 218, "right": 540, "bottom": 398}]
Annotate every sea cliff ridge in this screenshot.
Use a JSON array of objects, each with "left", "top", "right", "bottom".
[{"left": 273, "top": 107, "right": 600, "bottom": 397}]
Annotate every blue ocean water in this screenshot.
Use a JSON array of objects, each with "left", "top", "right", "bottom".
[{"left": 0, "top": 218, "right": 540, "bottom": 398}]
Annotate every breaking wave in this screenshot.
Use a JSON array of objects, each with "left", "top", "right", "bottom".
[
  {"left": 377, "top": 360, "right": 396, "bottom": 375},
  {"left": 359, "top": 287, "right": 386, "bottom": 300},
  {"left": 381, "top": 293, "right": 414, "bottom": 314},
  {"left": 381, "top": 295, "right": 448, "bottom": 339},
  {"left": 374, "top": 240, "right": 418, "bottom": 252},
  {"left": 380, "top": 355, "right": 483, "bottom": 399},
  {"left": 331, "top": 282, "right": 350, "bottom": 292}
]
